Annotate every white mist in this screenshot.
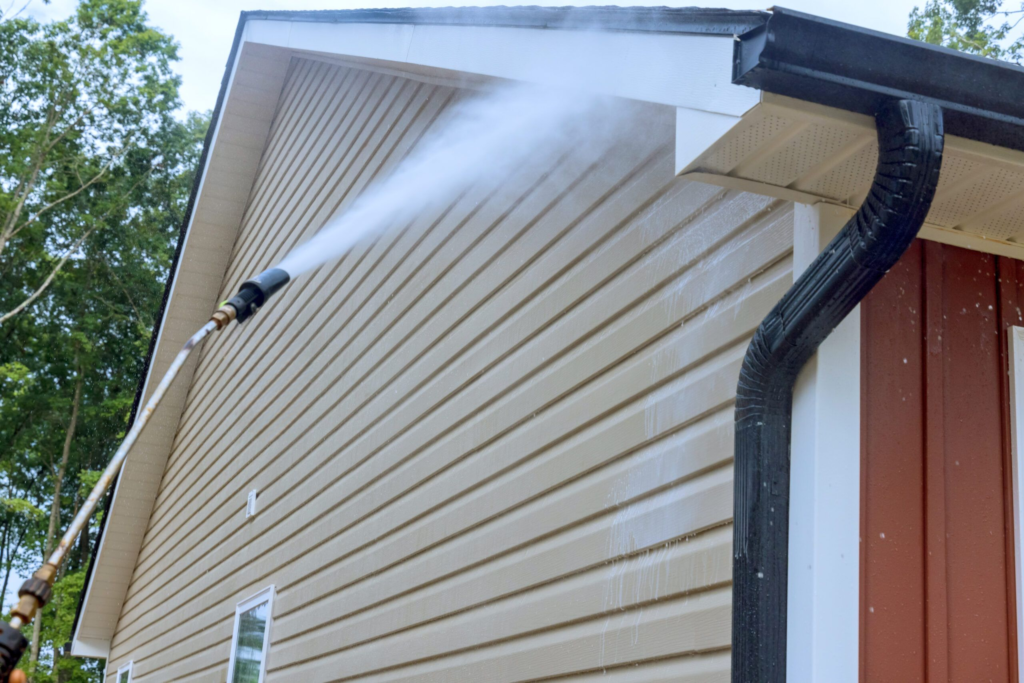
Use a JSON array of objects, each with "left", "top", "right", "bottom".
[{"left": 276, "top": 83, "right": 615, "bottom": 277}]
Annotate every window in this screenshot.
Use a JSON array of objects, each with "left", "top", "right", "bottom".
[
  {"left": 227, "top": 586, "right": 275, "bottom": 683},
  {"left": 116, "top": 661, "right": 132, "bottom": 683}
]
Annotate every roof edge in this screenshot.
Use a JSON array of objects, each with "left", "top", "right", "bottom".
[{"left": 240, "top": 6, "right": 768, "bottom": 36}]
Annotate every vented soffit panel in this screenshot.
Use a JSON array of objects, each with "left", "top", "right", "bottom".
[{"left": 680, "top": 93, "right": 1024, "bottom": 247}]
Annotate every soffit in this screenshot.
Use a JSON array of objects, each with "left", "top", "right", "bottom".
[{"left": 681, "top": 93, "right": 1024, "bottom": 249}]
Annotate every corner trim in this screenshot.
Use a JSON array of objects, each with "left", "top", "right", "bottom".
[{"left": 787, "top": 203, "right": 860, "bottom": 682}]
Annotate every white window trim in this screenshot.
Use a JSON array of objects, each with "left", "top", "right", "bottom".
[
  {"left": 788, "top": 203, "right": 861, "bottom": 683},
  {"left": 116, "top": 661, "right": 133, "bottom": 683},
  {"left": 226, "top": 585, "right": 275, "bottom": 683},
  {"left": 1007, "top": 327, "right": 1024, "bottom": 683}
]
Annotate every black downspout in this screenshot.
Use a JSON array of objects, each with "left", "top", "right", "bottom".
[{"left": 731, "top": 99, "right": 944, "bottom": 682}]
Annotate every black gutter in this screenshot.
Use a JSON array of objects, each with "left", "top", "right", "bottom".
[
  {"left": 68, "top": 12, "right": 250, "bottom": 647},
  {"left": 731, "top": 99, "right": 944, "bottom": 681},
  {"left": 240, "top": 6, "right": 768, "bottom": 36},
  {"left": 734, "top": 6, "right": 1024, "bottom": 153}
]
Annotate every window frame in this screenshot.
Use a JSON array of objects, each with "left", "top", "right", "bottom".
[
  {"left": 116, "top": 661, "right": 133, "bottom": 683},
  {"left": 225, "top": 585, "right": 275, "bottom": 683}
]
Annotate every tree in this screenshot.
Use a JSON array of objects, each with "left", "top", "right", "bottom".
[
  {"left": 0, "top": 1, "right": 208, "bottom": 681},
  {"left": 0, "top": 0, "right": 183, "bottom": 325},
  {"left": 909, "top": 0, "right": 1024, "bottom": 62}
]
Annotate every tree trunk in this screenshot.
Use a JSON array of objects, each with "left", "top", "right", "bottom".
[
  {"left": 0, "top": 518, "right": 9, "bottom": 610},
  {"left": 0, "top": 526, "right": 26, "bottom": 612},
  {"left": 0, "top": 158, "right": 43, "bottom": 264},
  {"left": 29, "top": 374, "right": 81, "bottom": 679}
]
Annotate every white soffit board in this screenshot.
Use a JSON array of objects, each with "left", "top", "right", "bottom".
[
  {"left": 680, "top": 93, "right": 1024, "bottom": 249},
  {"left": 242, "top": 19, "right": 760, "bottom": 115}
]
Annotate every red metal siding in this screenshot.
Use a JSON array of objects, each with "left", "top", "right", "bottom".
[{"left": 861, "top": 239, "right": 1019, "bottom": 681}]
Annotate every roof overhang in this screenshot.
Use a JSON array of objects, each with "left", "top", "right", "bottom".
[
  {"left": 680, "top": 93, "right": 1024, "bottom": 253},
  {"left": 71, "top": 4, "right": 1024, "bottom": 660},
  {"left": 677, "top": 6, "right": 1024, "bottom": 251},
  {"left": 734, "top": 7, "right": 1024, "bottom": 153}
]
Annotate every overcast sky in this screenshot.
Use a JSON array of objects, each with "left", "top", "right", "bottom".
[{"left": 26, "top": 0, "right": 926, "bottom": 115}]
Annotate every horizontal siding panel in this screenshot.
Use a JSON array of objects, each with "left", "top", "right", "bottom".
[
  {"left": 268, "top": 487, "right": 734, "bottom": 676},
  {"left": 135, "top": 164, "right": 782, "bottom": 605},
  {"left": 283, "top": 587, "right": 732, "bottom": 683},
  {"left": 105, "top": 58, "right": 794, "bottom": 681},
  {"left": 273, "top": 412, "right": 737, "bottom": 648},
  {"left": 556, "top": 652, "right": 730, "bottom": 681},
  {"left": 116, "top": 210, "right": 787, "bottom": 649}
]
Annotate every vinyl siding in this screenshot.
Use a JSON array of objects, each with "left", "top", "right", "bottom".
[{"left": 104, "top": 57, "right": 793, "bottom": 682}]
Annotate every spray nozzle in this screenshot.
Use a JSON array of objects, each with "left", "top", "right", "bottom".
[{"left": 220, "top": 268, "right": 290, "bottom": 324}]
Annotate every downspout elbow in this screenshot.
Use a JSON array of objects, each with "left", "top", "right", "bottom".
[{"left": 731, "top": 99, "right": 944, "bottom": 682}]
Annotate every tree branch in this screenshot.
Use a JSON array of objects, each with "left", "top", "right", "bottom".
[
  {"left": 0, "top": 227, "right": 94, "bottom": 326},
  {"left": 9, "top": 153, "right": 119, "bottom": 238},
  {"left": 44, "top": 105, "right": 93, "bottom": 154},
  {"left": 0, "top": 162, "right": 155, "bottom": 324},
  {"left": 0, "top": 156, "right": 44, "bottom": 261}
]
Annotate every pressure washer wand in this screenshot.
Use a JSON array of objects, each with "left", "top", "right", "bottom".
[{"left": 0, "top": 268, "right": 290, "bottom": 679}]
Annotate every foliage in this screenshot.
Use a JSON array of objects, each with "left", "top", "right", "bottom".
[
  {"left": 32, "top": 569, "right": 105, "bottom": 683},
  {"left": 909, "top": 0, "right": 1024, "bottom": 62},
  {"left": 0, "top": 1, "right": 207, "bottom": 680}
]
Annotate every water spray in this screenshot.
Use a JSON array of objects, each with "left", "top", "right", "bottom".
[{"left": 0, "top": 269, "right": 290, "bottom": 678}]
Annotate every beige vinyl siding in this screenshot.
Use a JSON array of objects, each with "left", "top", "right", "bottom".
[{"left": 104, "top": 57, "right": 792, "bottom": 681}]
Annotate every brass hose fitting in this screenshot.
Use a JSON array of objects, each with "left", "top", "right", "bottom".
[
  {"left": 12, "top": 564, "right": 57, "bottom": 625},
  {"left": 210, "top": 303, "right": 238, "bottom": 329}
]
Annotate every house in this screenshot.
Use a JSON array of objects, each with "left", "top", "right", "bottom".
[{"left": 68, "top": 5, "right": 1024, "bottom": 682}]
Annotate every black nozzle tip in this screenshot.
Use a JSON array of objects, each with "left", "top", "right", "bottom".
[{"left": 225, "top": 268, "right": 291, "bottom": 323}]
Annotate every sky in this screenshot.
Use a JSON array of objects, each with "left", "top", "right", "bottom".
[{"left": 25, "top": 0, "right": 926, "bottom": 115}]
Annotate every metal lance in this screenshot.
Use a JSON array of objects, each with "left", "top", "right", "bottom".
[{"left": 0, "top": 268, "right": 290, "bottom": 678}]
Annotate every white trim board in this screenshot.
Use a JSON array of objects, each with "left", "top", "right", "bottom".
[
  {"left": 788, "top": 202, "right": 861, "bottom": 682},
  {"left": 244, "top": 19, "right": 759, "bottom": 115},
  {"left": 71, "top": 39, "right": 293, "bottom": 659},
  {"left": 242, "top": 18, "right": 761, "bottom": 179},
  {"left": 72, "top": 28, "right": 251, "bottom": 662},
  {"left": 1007, "top": 326, "right": 1024, "bottom": 683}
]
